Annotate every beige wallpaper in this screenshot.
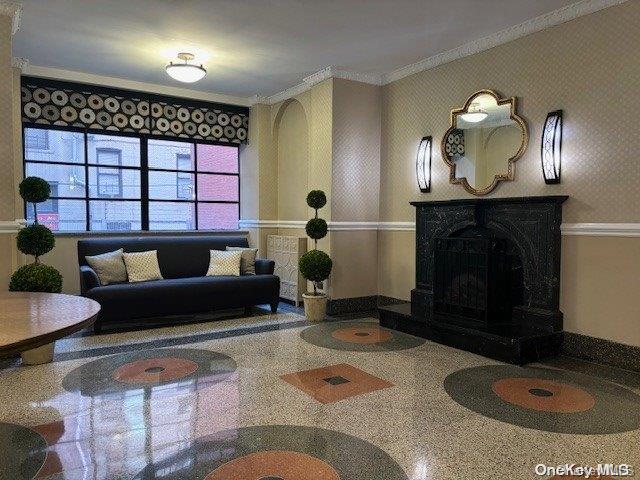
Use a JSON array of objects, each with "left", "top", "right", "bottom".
[
  {"left": 331, "top": 78, "right": 381, "bottom": 222},
  {"left": 0, "top": 15, "right": 14, "bottom": 221},
  {"left": 276, "top": 99, "right": 309, "bottom": 220},
  {"left": 380, "top": 1, "right": 640, "bottom": 223}
]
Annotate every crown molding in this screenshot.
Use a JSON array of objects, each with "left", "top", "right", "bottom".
[
  {"left": 266, "top": 65, "right": 383, "bottom": 105},
  {"left": 22, "top": 64, "right": 254, "bottom": 107},
  {"left": 383, "top": 0, "right": 628, "bottom": 83},
  {"left": 263, "top": 0, "right": 627, "bottom": 103},
  {"left": 0, "top": 1, "right": 22, "bottom": 35},
  {"left": 12, "top": 56, "right": 28, "bottom": 71}
]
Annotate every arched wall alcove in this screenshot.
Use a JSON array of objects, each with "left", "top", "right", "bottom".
[{"left": 272, "top": 99, "right": 309, "bottom": 221}]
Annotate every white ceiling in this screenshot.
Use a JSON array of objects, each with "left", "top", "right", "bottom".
[{"left": 13, "top": 0, "right": 580, "bottom": 99}]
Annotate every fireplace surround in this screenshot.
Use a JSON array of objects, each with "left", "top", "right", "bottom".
[{"left": 380, "top": 195, "right": 568, "bottom": 364}]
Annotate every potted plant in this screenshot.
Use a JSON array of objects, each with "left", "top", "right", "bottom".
[
  {"left": 9, "top": 177, "right": 63, "bottom": 293},
  {"left": 299, "top": 190, "right": 332, "bottom": 321}
]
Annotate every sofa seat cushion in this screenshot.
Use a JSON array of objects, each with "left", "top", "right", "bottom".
[{"left": 86, "top": 274, "right": 280, "bottom": 320}]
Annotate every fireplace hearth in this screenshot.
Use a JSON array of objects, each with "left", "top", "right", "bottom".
[{"left": 379, "top": 195, "right": 568, "bottom": 365}]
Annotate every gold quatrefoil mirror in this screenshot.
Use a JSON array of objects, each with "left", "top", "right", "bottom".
[{"left": 442, "top": 90, "right": 528, "bottom": 196}]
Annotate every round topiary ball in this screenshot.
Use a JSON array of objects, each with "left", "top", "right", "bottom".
[
  {"left": 305, "top": 218, "right": 328, "bottom": 240},
  {"left": 17, "top": 224, "right": 55, "bottom": 257},
  {"left": 299, "top": 249, "right": 332, "bottom": 283},
  {"left": 19, "top": 177, "right": 51, "bottom": 203},
  {"left": 306, "top": 190, "right": 327, "bottom": 210},
  {"left": 9, "top": 263, "right": 63, "bottom": 293}
]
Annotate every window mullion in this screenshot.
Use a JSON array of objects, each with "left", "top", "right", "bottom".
[
  {"left": 141, "top": 137, "right": 149, "bottom": 231},
  {"left": 83, "top": 131, "right": 90, "bottom": 231},
  {"left": 194, "top": 141, "right": 199, "bottom": 230}
]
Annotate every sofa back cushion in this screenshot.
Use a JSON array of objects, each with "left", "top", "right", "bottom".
[{"left": 78, "top": 236, "right": 249, "bottom": 279}]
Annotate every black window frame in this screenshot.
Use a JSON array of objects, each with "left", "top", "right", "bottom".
[{"left": 22, "top": 124, "right": 241, "bottom": 232}]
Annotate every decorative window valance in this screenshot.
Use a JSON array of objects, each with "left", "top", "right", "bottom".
[{"left": 21, "top": 76, "right": 249, "bottom": 143}]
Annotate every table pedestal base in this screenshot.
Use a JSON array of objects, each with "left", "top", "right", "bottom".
[{"left": 21, "top": 342, "right": 55, "bottom": 365}]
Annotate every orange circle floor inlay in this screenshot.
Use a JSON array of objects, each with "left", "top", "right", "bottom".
[
  {"left": 112, "top": 357, "right": 199, "bottom": 384},
  {"left": 491, "top": 377, "right": 596, "bottom": 413},
  {"left": 331, "top": 326, "right": 393, "bottom": 344},
  {"left": 204, "top": 450, "right": 340, "bottom": 480}
]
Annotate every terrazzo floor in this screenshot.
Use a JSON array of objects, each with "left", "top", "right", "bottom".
[{"left": 0, "top": 308, "right": 639, "bottom": 480}]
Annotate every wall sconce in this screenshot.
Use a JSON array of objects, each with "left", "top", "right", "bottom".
[
  {"left": 541, "top": 110, "right": 562, "bottom": 184},
  {"left": 416, "top": 136, "right": 432, "bottom": 192}
]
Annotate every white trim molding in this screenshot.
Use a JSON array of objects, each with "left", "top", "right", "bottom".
[
  {"left": 240, "top": 220, "right": 640, "bottom": 237},
  {"left": 12, "top": 56, "right": 28, "bottom": 71},
  {"left": 0, "top": 1, "right": 22, "bottom": 35},
  {"left": 0, "top": 219, "right": 26, "bottom": 233},
  {"left": 266, "top": 66, "right": 383, "bottom": 105},
  {"left": 561, "top": 223, "right": 640, "bottom": 237}
]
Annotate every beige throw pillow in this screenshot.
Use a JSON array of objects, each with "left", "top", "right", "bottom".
[
  {"left": 85, "top": 248, "right": 127, "bottom": 285},
  {"left": 206, "top": 250, "right": 242, "bottom": 276},
  {"left": 123, "top": 250, "right": 163, "bottom": 283},
  {"left": 226, "top": 246, "right": 258, "bottom": 275}
]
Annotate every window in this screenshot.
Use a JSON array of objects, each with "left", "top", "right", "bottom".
[
  {"left": 22, "top": 126, "right": 239, "bottom": 232},
  {"left": 147, "top": 139, "right": 239, "bottom": 230},
  {"left": 25, "top": 128, "right": 49, "bottom": 150}
]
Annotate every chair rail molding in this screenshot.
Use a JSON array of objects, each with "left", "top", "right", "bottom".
[
  {"left": 561, "top": 223, "right": 640, "bottom": 237},
  {"left": 239, "top": 220, "right": 640, "bottom": 236},
  {"left": 0, "top": 219, "right": 26, "bottom": 233}
]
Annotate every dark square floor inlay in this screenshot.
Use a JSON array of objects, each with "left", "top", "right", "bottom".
[
  {"left": 323, "top": 375, "right": 350, "bottom": 385},
  {"left": 144, "top": 367, "right": 166, "bottom": 374},
  {"left": 528, "top": 388, "right": 554, "bottom": 397}
]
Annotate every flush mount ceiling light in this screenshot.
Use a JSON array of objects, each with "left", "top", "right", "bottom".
[
  {"left": 166, "top": 52, "right": 206, "bottom": 83},
  {"left": 460, "top": 102, "right": 488, "bottom": 123}
]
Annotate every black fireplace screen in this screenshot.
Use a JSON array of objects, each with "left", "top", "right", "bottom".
[{"left": 433, "top": 236, "right": 512, "bottom": 328}]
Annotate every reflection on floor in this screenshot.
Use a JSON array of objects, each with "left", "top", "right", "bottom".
[{"left": 0, "top": 309, "right": 639, "bottom": 479}]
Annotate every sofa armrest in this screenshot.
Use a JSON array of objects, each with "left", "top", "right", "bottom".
[
  {"left": 80, "top": 265, "right": 100, "bottom": 294},
  {"left": 254, "top": 258, "right": 275, "bottom": 275}
]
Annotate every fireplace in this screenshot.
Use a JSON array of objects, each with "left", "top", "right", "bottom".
[
  {"left": 379, "top": 195, "right": 569, "bottom": 364},
  {"left": 433, "top": 227, "right": 521, "bottom": 330}
]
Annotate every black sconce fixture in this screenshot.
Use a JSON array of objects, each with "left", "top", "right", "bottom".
[
  {"left": 416, "top": 136, "right": 432, "bottom": 192},
  {"left": 541, "top": 110, "right": 563, "bottom": 184}
]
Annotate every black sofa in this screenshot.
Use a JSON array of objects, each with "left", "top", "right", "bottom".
[{"left": 78, "top": 236, "right": 279, "bottom": 332}]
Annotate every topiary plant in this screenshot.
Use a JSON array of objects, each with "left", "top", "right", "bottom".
[
  {"left": 9, "top": 177, "right": 63, "bottom": 293},
  {"left": 299, "top": 190, "right": 332, "bottom": 295},
  {"left": 9, "top": 263, "right": 63, "bottom": 293}
]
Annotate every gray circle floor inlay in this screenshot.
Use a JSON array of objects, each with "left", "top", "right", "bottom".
[
  {"left": 444, "top": 365, "right": 640, "bottom": 434},
  {"left": 62, "top": 348, "right": 237, "bottom": 397},
  {"left": 0, "top": 423, "right": 48, "bottom": 480},
  {"left": 300, "top": 320, "right": 425, "bottom": 351},
  {"left": 133, "top": 425, "right": 408, "bottom": 480}
]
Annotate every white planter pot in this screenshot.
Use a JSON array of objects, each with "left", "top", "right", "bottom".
[{"left": 302, "top": 293, "right": 328, "bottom": 322}]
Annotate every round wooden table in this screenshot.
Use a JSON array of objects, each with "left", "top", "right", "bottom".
[{"left": 0, "top": 292, "right": 101, "bottom": 365}]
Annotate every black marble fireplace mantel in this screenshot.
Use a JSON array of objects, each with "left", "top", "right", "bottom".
[{"left": 382, "top": 195, "right": 569, "bottom": 364}]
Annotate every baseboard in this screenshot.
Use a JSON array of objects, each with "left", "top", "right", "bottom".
[
  {"left": 327, "top": 296, "right": 379, "bottom": 315},
  {"left": 562, "top": 332, "right": 640, "bottom": 372},
  {"left": 327, "top": 295, "right": 407, "bottom": 315}
]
